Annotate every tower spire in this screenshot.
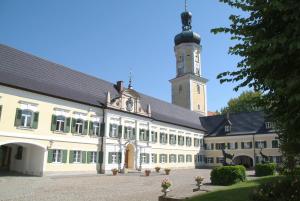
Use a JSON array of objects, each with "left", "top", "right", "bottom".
[{"left": 128, "top": 71, "right": 133, "bottom": 89}]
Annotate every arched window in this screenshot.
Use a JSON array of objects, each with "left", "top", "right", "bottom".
[{"left": 197, "top": 84, "right": 200, "bottom": 94}]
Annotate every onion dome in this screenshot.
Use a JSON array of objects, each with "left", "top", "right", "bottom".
[{"left": 174, "top": 11, "right": 200, "bottom": 46}]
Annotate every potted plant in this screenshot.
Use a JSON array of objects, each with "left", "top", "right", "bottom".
[
  {"left": 195, "top": 176, "right": 204, "bottom": 190},
  {"left": 155, "top": 166, "right": 161, "bottom": 173},
  {"left": 161, "top": 178, "right": 172, "bottom": 197},
  {"left": 111, "top": 168, "right": 118, "bottom": 176},
  {"left": 145, "top": 169, "right": 151, "bottom": 176},
  {"left": 164, "top": 168, "right": 171, "bottom": 175}
]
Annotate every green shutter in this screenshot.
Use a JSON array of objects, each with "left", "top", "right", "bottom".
[
  {"left": 89, "top": 121, "right": 94, "bottom": 135},
  {"left": 0, "top": 105, "right": 2, "bottom": 120},
  {"left": 132, "top": 128, "right": 136, "bottom": 139},
  {"left": 100, "top": 122, "right": 105, "bottom": 137},
  {"left": 83, "top": 121, "right": 88, "bottom": 135},
  {"left": 64, "top": 118, "right": 71, "bottom": 133},
  {"left": 71, "top": 118, "right": 76, "bottom": 133},
  {"left": 14, "top": 108, "right": 22, "bottom": 127},
  {"left": 82, "top": 151, "right": 87, "bottom": 163},
  {"left": 47, "top": 149, "right": 53, "bottom": 163},
  {"left": 87, "top": 151, "right": 92, "bottom": 163},
  {"left": 241, "top": 142, "right": 244, "bottom": 149},
  {"left": 51, "top": 115, "right": 57, "bottom": 131},
  {"left": 108, "top": 152, "right": 112, "bottom": 164},
  {"left": 146, "top": 130, "right": 149, "bottom": 141},
  {"left": 124, "top": 127, "right": 128, "bottom": 139},
  {"left": 32, "top": 112, "right": 39, "bottom": 129},
  {"left": 98, "top": 151, "right": 103, "bottom": 163},
  {"left": 118, "top": 152, "right": 122, "bottom": 163},
  {"left": 69, "top": 151, "right": 74, "bottom": 163},
  {"left": 109, "top": 124, "right": 113, "bottom": 137},
  {"left": 118, "top": 125, "right": 122, "bottom": 138},
  {"left": 62, "top": 150, "right": 68, "bottom": 163}
]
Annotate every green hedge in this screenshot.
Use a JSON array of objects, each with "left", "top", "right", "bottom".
[
  {"left": 210, "top": 165, "right": 246, "bottom": 185},
  {"left": 251, "top": 176, "right": 300, "bottom": 201},
  {"left": 255, "top": 163, "right": 276, "bottom": 176}
]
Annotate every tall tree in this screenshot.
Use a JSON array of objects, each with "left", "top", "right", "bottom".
[
  {"left": 220, "top": 91, "right": 261, "bottom": 114},
  {"left": 212, "top": 0, "right": 300, "bottom": 170}
]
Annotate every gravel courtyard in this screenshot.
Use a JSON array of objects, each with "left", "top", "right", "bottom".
[{"left": 0, "top": 169, "right": 220, "bottom": 201}]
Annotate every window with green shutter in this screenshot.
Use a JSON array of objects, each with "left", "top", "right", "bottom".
[
  {"left": 32, "top": 112, "right": 39, "bottom": 129},
  {"left": 51, "top": 115, "right": 57, "bottom": 131},
  {"left": 71, "top": 118, "right": 76, "bottom": 133},
  {"left": 82, "top": 151, "right": 87, "bottom": 163},
  {"left": 108, "top": 152, "right": 121, "bottom": 164},
  {"left": 14, "top": 108, "right": 22, "bottom": 127},
  {"left": 151, "top": 153, "right": 157, "bottom": 163},
  {"left": 64, "top": 118, "right": 71, "bottom": 133},
  {"left": 118, "top": 125, "right": 123, "bottom": 138},
  {"left": 47, "top": 149, "right": 53, "bottom": 163},
  {"left": 83, "top": 121, "right": 88, "bottom": 135},
  {"left": 62, "top": 150, "right": 68, "bottom": 163},
  {"left": 69, "top": 150, "right": 74, "bottom": 163},
  {"left": 151, "top": 131, "right": 157, "bottom": 143},
  {"left": 109, "top": 124, "right": 118, "bottom": 138}
]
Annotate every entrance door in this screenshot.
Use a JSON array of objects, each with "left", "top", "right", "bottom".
[{"left": 125, "top": 144, "right": 134, "bottom": 169}]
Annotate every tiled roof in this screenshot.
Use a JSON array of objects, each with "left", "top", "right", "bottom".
[
  {"left": 0, "top": 44, "right": 205, "bottom": 131},
  {"left": 200, "top": 111, "right": 272, "bottom": 137}
]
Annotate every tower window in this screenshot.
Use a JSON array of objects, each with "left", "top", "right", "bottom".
[
  {"left": 197, "top": 85, "right": 200, "bottom": 94},
  {"left": 179, "top": 85, "right": 182, "bottom": 93},
  {"left": 197, "top": 104, "right": 200, "bottom": 110}
]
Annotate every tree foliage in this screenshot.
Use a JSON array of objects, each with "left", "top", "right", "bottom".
[
  {"left": 220, "top": 91, "right": 262, "bottom": 114},
  {"left": 212, "top": 0, "right": 300, "bottom": 169}
]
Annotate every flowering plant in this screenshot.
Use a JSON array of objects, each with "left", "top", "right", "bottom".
[
  {"left": 155, "top": 166, "right": 161, "bottom": 172},
  {"left": 195, "top": 176, "right": 204, "bottom": 183},
  {"left": 161, "top": 178, "right": 172, "bottom": 189},
  {"left": 111, "top": 168, "right": 118, "bottom": 172}
]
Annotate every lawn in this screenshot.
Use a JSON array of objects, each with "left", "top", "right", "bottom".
[{"left": 188, "top": 176, "right": 280, "bottom": 201}]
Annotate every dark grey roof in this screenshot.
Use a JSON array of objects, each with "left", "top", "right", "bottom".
[
  {"left": 0, "top": 44, "right": 205, "bottom": 131},
  {"left": 200, "top": 111, "right": 273, "bottom": 137}
]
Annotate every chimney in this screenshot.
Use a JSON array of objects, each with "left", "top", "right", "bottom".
[{"left": 116, "top": 81, "right": 124, "bottom": 92}]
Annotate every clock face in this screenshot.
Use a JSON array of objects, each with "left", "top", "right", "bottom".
[{"left": 126, "top": 98, "right": 133, "bottom": 112}]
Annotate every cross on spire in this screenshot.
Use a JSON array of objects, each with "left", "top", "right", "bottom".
[
  {"left": 185, "top": 0, "right": 188, "bottom": 12},
  {"left": 128, "top": 70, "right": 133, "bottom": 89}
]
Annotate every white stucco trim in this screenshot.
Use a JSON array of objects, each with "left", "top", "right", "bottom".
[{"left": 0, "top": 131, "right": 99, "bottom": 145}]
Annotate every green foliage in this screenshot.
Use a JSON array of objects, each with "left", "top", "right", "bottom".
[
  {"left": 251, "top": 176, "right": 300, "bottom": 201},
  {"left": 212, "top": 0, "right": 300, "bottom": 170},
  {"left": 211, "top": 165, "right": 246, "bottom": 186},
  {"left": 220, "top": 91, "right": 262, "bottom": 114},
  {"left": 255, "top": 163, "right": 276, "bottom": 176}
]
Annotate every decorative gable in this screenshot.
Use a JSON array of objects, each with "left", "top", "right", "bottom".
[{"left": 106, "top": 89, "right": 151, "bottom": 117}]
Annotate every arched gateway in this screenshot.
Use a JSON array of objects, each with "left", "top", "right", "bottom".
[
  {"left": 124, "top": 143, "right": 135, "bottom": 169},
  {"left": 233, "top": 155, "right": 254, "bottom": 168},
  {"left": 0, "top": 141, "right": 46, "bottom": 176}
]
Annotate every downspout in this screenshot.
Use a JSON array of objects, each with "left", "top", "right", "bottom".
[
  {"left": 99, "top": 104, "right": 106, "bottom": 174},
  {"left": 253, "top": 133, "right": 256, "bottom": 167}
]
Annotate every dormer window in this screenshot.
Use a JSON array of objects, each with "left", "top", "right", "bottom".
[
  {"left": 265, "top": 122, "right": 275, "bottom": 129},
  {"left": 225, "top": 125, "right": 231, "bottom": 133}
]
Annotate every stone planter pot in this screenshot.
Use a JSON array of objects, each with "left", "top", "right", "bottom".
[
  {"left": 112, "top": 171, "right": 118, "bottom": 176},
  {"left": 165, "top": 170, "right": 171, "bottom": 175},
  {"left": 145, "top": 171, "right": 151, "bottom": 176}
]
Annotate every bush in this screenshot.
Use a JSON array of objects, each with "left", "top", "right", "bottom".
[
  {"left": 251, "top": 176, "right": 300, "bottom": 201},
  {"left": 210, "top": 165, "right": 246, "bottom": 185},
  {"left": 255, "top": 163, "right": 276, "bottom": 176}
]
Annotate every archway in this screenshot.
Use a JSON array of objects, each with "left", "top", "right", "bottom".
[
  {"left": 233, "top": 155, "right": 253, "bottom": 168},
  {"left": 125, "top": 144, "right": 135, "bottom": 169},
  {"left": 0, "top": 142, "right": 46, "bottom": 176}
]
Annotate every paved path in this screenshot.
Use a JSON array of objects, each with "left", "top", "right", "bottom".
[{"left": 0, "top": 169, "right": 254, "bottom": 201}]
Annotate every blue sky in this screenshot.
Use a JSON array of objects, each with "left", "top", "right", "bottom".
[{"left": 0, "top": 0, "right": 246, "bottom": 112}]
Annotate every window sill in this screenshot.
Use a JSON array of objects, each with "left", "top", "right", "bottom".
[
  {"left": 17, "top": 126, "right": 35, "bottom": 131},
  {"left": 53, "top": 131, "right": 67, "bottom": 135},
  {"left": 72, "top": 134, "right": 86, "bottom": 137}
]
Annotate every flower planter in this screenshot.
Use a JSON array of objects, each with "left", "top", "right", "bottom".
[
  {"left": 155, "top": 167, "right": 161, "bottom": 173},
  {"left": 164, "top": 168, "right": 171, "bottom": 175},
  {"left": 145, "top": 170, "right": 151, "bottom": 176}
]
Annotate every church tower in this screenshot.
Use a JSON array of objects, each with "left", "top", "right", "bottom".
[{"left": 170, "top": 4, "right": 208, "bottom": 116}]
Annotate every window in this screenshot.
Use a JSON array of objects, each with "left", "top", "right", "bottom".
[
  {"left": 224, "top": 125, "right": 231, "bottom": 132},
  {"left": 151, "top": 131, "right": 157, "bottom": 143},
  {"left": 124, "top": 126, "right": 135, "bottom": 140},
  {"left": 216, "top": 143, "right": 226, "bottom": 150},
  {"left": 139, "top": 129, "right": 149, "bottom": 141},
  {"left": 186, "top": 155, "right": 192, "bottom": 162},
  {"left": 205, "top": 157, "right": 214, "bottom": 164},
  {"left": 159, "top": 154, "right": 167, "bottom": 163},
  {"left": 186, "top": 137, "right": 192, "bottom": 146},
  {"left": 21, "top": 110, "right": 33, "bottom": 128},
  {"left": 109, "top": 124, "right": 119, "bottom": 138},
  {"left": 227, "top": 142, "right": 235, "bottom": 150},
  {"left": 197, "top": 84, "right": 200, "bottom": 94},
  {"left": 178, "top": 155, "right": 185, "bottom": 163},
  {"left": 75, "top": 119, "right": 84, "bottom": 134},
  {"left": 55, "top": 116, "right": 65, "bottom": 132},
  {"left": 52, "top": 149, "right": 63, "bottom": 163},
  {"left": 140, "top": 153, "right": 149, "bottom": 164},
  {"left": 73, "top": 151, "right": 82, "bottom": 163},
  {"left": 272, "top": 140, "right": 279, "bottom": 148},
  {"left": 151, "top": 153, "right": 157, "bottom": 163},
  {"left": 169, "top": 154, "right": 177, "bottom": 163},
  {"left": 194, "top": 138, "right": 200, "bottom": 147},
  {"left": 255, "top": 141, "right": 267, "bottom": 149},
  {"left": 178, "top": 136, "right": 184, "bottom": 146},
  {"left": 108, "top": 152, "right": 121, "bottom": 164},
  {"left": 160, "top": 133, "right": 168, "bottom": 144},
  {"left": 265, "top": 122, "right": 275, "bottom": 129},
  {"left": 241, "top": 142, "right": 252, "bottom": 149},
  {"left": 92, "top": 122, "right": 100, "bottom": 136},
  {"left": 197, "top": 104, "right": 200, "bottom": 110},
  {"left": 216, "top": 157, "right": 224, "bottom": 164},
  {"left": 169, "top": 134, "right": 177, "bottom": 145},
  {"left": 235, "top": 142, "right": 238, "bottom": 149},
  {"left": 90, "top": 152, "right": 97, "bottom": 163},
  {"left": 179, "top": 85, "right": 182, "bottom": 93}
]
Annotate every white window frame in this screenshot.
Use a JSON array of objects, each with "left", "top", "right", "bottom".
[
  {"left": 53, "top": 149, "right": 63, "bottom": 163},
  {"left": 225, "top": 125, "right": 231, "bottom": 132},
  {"left": 160, "top": 154, "right": 167, "bottom": 163},
  {"left": 75, "top": 119, "right": 84, "bottom": 134},
  {"left": 111, "top": 153, "right": 117, "bottom": 164},
  {"left": 207, "top": 157, "right": 214, "bottom": 164},
  {"left": 178, "top": 155, "right": 184, "bottom": 163},
  {"left": 265, "top": 122, "right": 275, "bottom": 129},
  {"left": 73, "top": 151, "right": 82, "bottom": 163},
  {"left": 111, "top": 124, "right": 118, "bottom": 138},
  {"left": 151, "top": 154, "right": 156, "bottom": 163},
  {"left": 91, "top": 152, "right": 97, "bottom": 163},
  {"left": 21, "top": 109, "right": 33, "bottom": 128},
  {"left": 56, "top": 115, "right": 65, "bottom": 132}
]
